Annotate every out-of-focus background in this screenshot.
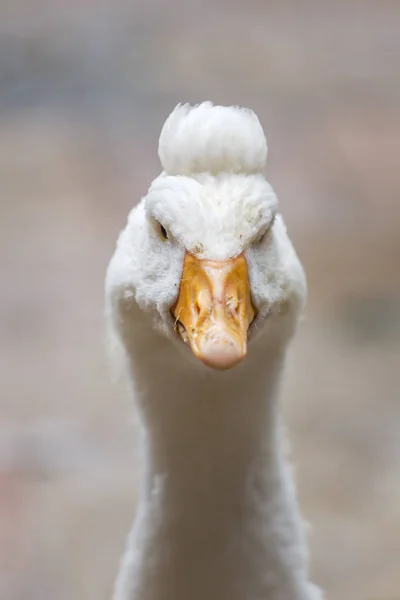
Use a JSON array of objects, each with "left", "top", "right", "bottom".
[{"left": 0, "top": 0, "right": 399, "bottom": 598}]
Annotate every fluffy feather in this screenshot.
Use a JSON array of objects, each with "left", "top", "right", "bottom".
[
  {"left": 158, "top": 102, "right": 268, "bottom": 176},
  {"left": 145, "top": 172, "right": 277, "bottom": 261}
]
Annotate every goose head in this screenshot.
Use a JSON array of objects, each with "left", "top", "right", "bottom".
[{"left": 106, "top": 103, "right": 307, "bottom": 371}]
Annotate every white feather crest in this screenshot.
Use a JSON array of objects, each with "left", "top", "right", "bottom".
[{"left": 158, "top": 102, "right": 268, "bottom": 177}]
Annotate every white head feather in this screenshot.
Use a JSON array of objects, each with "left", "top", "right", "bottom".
[{"left": 158, "top": 102, "right": 268, "bottom": 176}]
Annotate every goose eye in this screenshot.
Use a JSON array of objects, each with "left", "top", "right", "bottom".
[{"left": 159, "top": 224, "right": 168, "bottom": 241}]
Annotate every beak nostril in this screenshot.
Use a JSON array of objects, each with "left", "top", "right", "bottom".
[{"left": 194, "top": 299, "right": 201, "bottom": 317}]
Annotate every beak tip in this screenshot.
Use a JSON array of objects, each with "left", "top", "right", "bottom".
[{"left": 195, "top": 339, "right": 247, "bottom": 371}]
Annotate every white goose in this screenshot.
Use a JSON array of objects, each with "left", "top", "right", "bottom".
[{"left": 106, "top": 102, "right": 322, "bottom": 600}]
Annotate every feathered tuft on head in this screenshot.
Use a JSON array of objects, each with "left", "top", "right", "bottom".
[{"left": 158, "top": 102, "right": 268, "bottom": 177}]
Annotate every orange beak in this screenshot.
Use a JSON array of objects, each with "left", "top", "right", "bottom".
[{"left": 172, "top": 253, "right": 255, "bottom": 370}]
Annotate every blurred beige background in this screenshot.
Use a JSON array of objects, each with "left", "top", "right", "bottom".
[{"left": 0, "top": 1, "right": 399, "bottom": 598}]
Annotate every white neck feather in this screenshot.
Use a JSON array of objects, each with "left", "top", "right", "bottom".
[{"left": 113, "top": 334, "right": 321, "bottom": 600}]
